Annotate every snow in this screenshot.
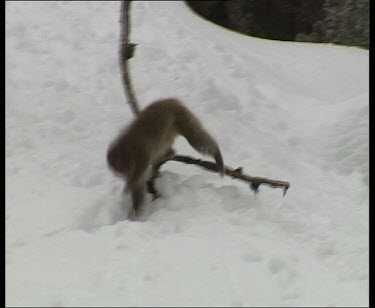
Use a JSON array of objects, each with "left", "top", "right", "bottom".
[{"left": 6, "top": 1, "right": 368, "bottom": 306}]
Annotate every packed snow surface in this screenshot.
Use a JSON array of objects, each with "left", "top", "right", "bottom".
[{"left": 6, "top": 1, "right": 368, "bottom": 307}]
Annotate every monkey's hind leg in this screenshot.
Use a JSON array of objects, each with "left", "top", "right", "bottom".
[
  {"left": 128, "top": 181, "right": 146, "bottom": 221},
  {"left": 146, "top": 148, "right": 176, "bottom": 200}
]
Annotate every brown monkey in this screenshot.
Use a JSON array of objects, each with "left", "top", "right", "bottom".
[{"left": 107, "top": 98, "right": 224, "bottom": 220}]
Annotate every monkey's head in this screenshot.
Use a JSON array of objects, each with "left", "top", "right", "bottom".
[{"left": 107, "top": 140, "right": 132, "bottom": 179}]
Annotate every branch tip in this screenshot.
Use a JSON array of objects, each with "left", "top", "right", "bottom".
[{"left": 283, "top": 186, "right": 289, "bottom": 197}]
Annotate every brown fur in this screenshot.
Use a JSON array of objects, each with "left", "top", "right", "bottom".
[{"left": 107, "top": 98, "right": 224, "bottom": 220}]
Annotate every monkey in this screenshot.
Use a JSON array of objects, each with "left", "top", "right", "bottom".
[{"left": 107, "top": 98, "right": 224, "bottom": 220}]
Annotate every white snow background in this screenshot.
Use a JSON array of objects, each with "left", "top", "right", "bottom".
[{"left": 5, "top": 1, "right": 369, "bottom": 307}]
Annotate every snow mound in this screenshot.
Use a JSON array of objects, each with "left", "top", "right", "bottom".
[{"left": 6, "top": 1, "right": 368, "bottom": 307}]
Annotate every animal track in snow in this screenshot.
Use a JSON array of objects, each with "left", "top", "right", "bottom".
[{"left": 268, "top": 257, "right": 286, "bottom": 274}]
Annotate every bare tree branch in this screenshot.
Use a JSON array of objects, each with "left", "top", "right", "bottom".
[
  {"left": 148, "top": 154, "right": 290, "bottom": 197},
  {"left": 120, "top": 0, "right": 140, "bottom": 116},
  {"left": 118, "top": 0, "right": 291, "bottom": 200},
  {"left": 173, "top": 156, "right": 290, "bottom": 194}
]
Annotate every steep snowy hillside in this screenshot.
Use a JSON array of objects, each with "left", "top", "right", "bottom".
[{"left": 6, "top": 1, "right": 368, "bottom": 307}]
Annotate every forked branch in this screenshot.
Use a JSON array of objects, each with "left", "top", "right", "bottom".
[{"left": 119, "top": 0, "right": 290, "bottom": 199}]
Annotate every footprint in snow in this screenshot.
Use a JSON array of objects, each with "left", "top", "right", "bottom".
[
  {"left": 268, "top": 256, "right": 286, "bottom": 274},
  {"left": 267, "top": 256, "right": 298, "bottom": 292}
]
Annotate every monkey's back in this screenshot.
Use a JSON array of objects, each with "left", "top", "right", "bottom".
[{"left": 128, "top": 98, "right": 186, "bottom": 161}]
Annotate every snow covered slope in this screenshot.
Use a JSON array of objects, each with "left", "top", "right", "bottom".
[{"left": 6, "top": 1, "right": 368, "bottom": 306}]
